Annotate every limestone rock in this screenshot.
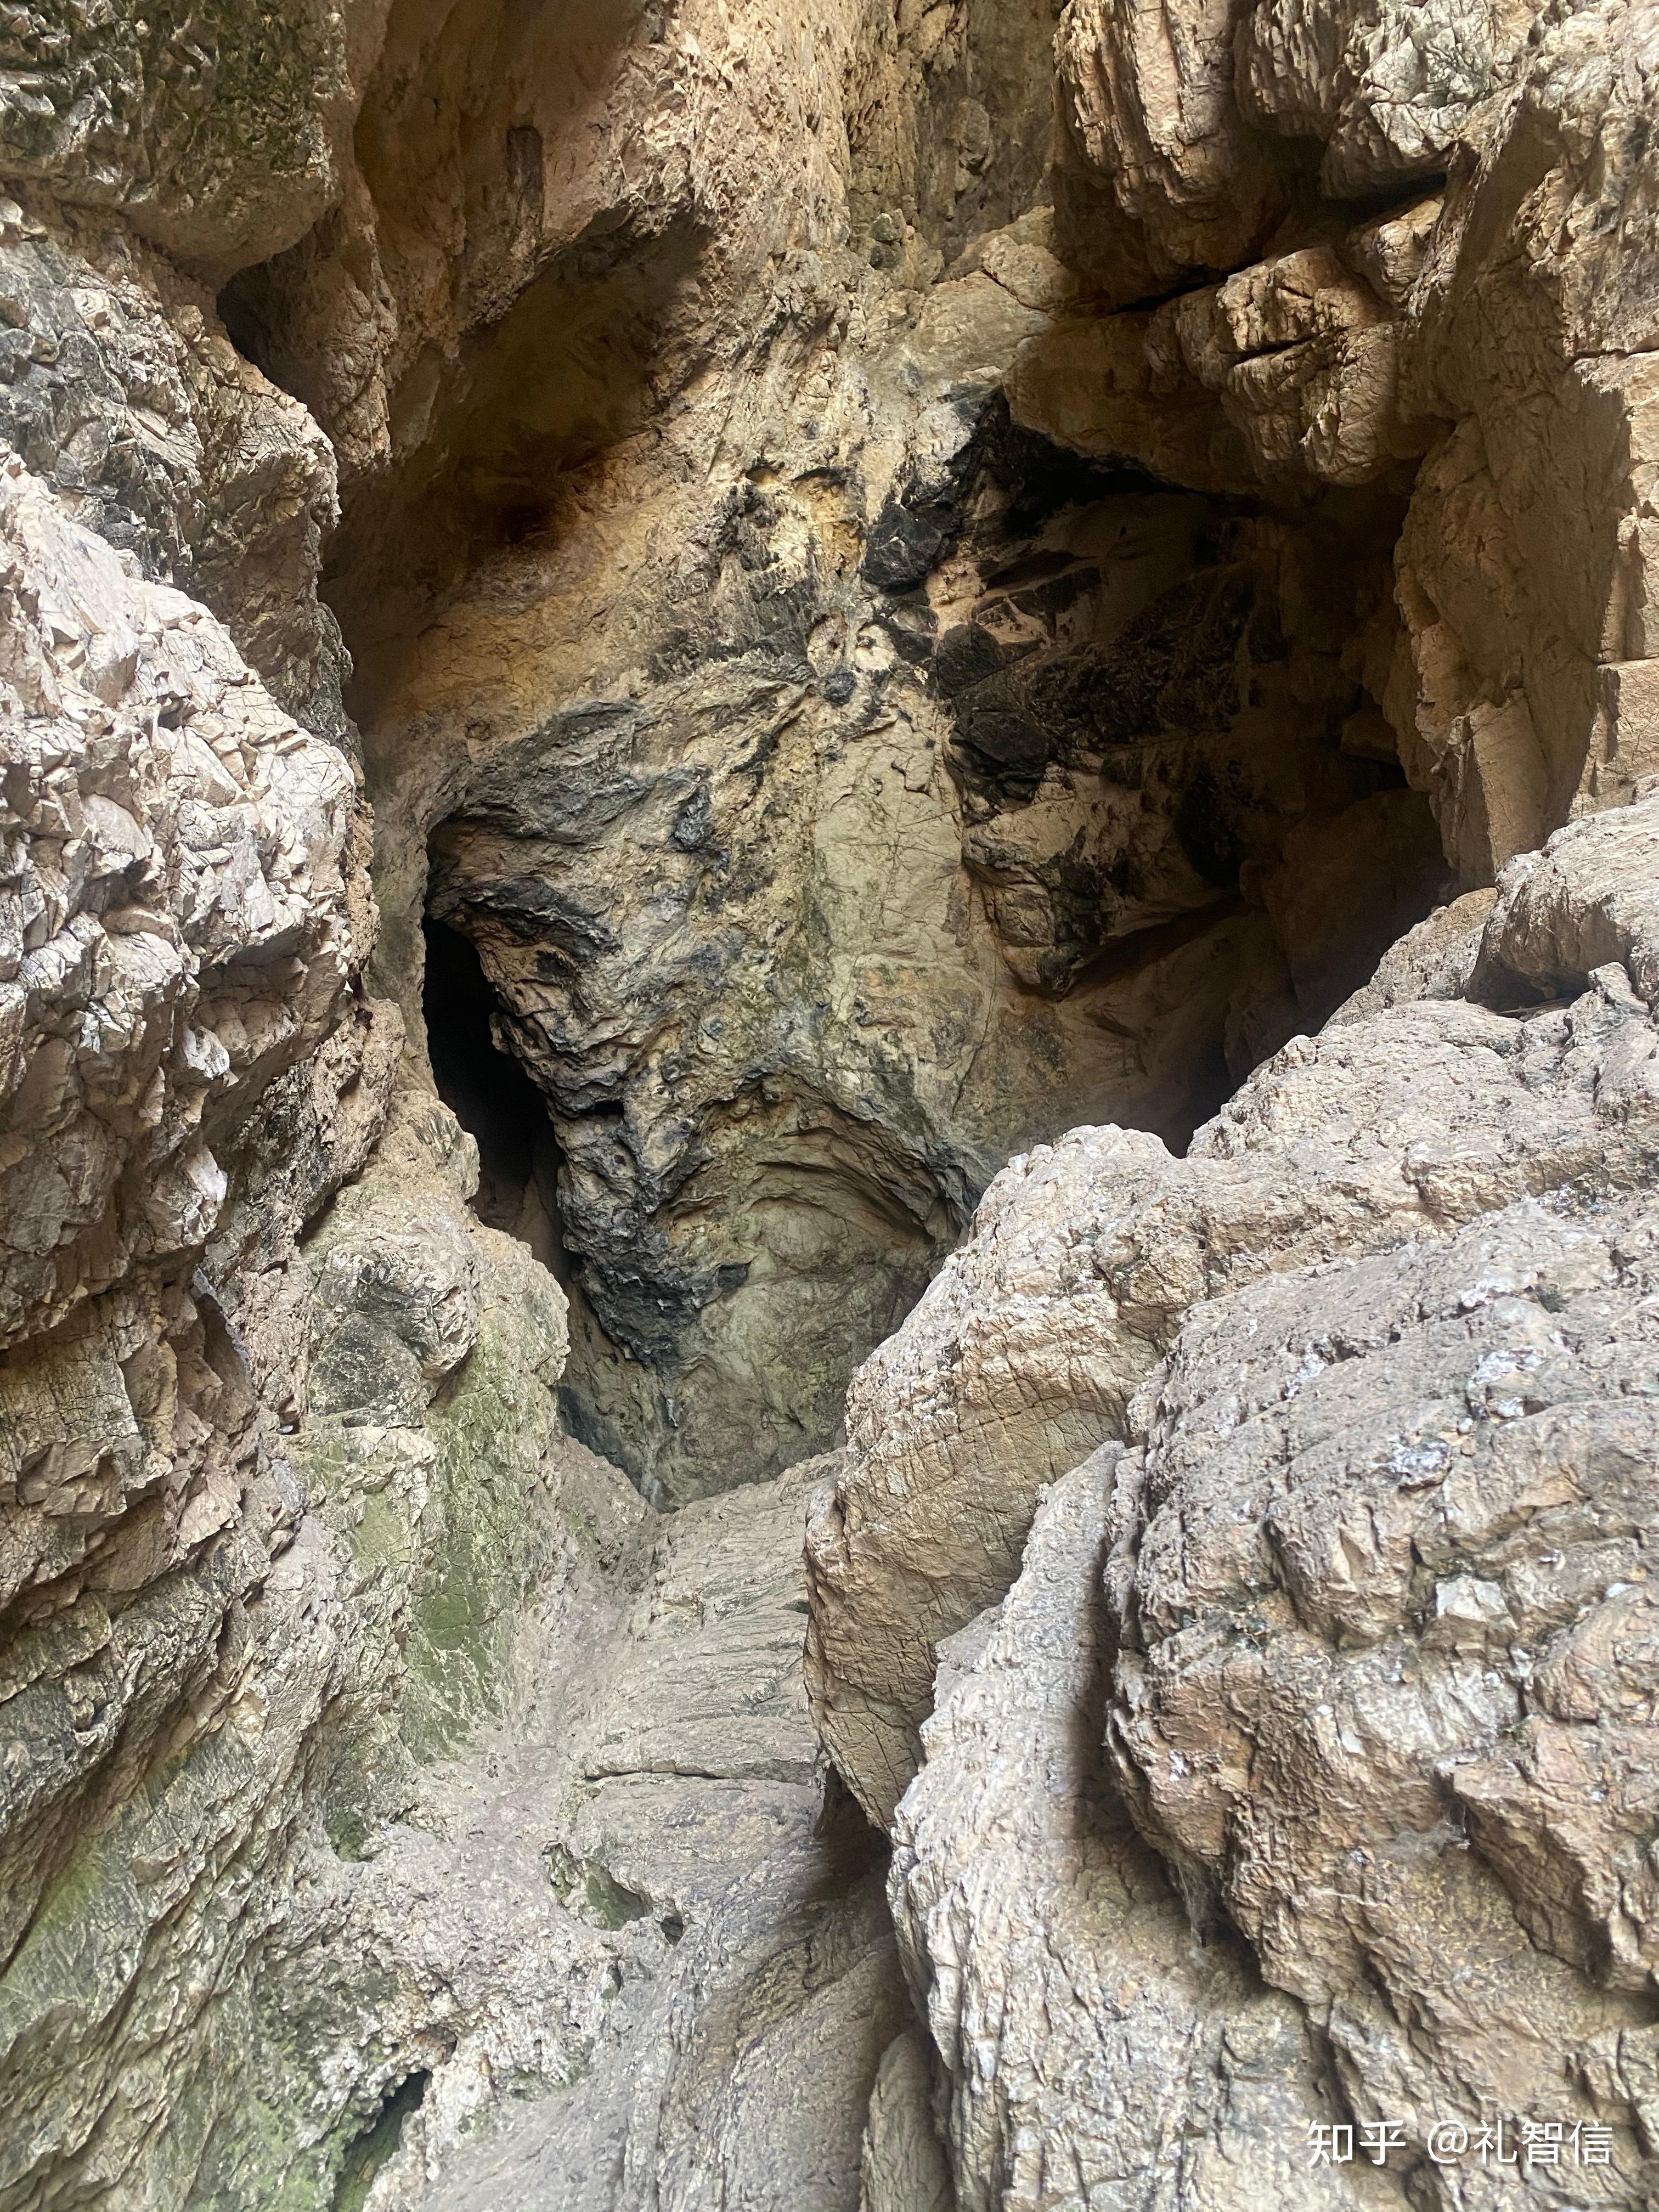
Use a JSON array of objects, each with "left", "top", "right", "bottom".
[
  {"left": 0, "top": 452, "right": 363, "bottom": 1349},
  {"left": 1104, "top": 1186, "right": 1659, "bottom": 2189},
  {"left": 0, "top": 0, "right": 370, "bottom": 277},
  {"left": 1054, "top": 0, "right": 1286, "bottom": 295},
  {"left": 859, "top": 2026, "right": 955, "bottom": 2212},
  {"left": 6, "top": 0, "right": 1659, "bottom": 2206},
  {"left": 0, "top": 204, "right": 349, "bottom": 736},
  {"left": 1160, "top": 243, "right": 1426, "bottom": 487},
  {"left": 0, "top": 1087, "right": 580, "bottom": 2207},
  {"left": 199, "top": 0, "right": 1448, "bottom": 1508},
  {"left": 890, "top": 1457, "right": 1379, "bottom": 2212},
  {"left": 830, "top": 787, "right": 1659, "bottom": 2208},
  {"left": 1235, "top": 0, "right": 1535, "bottom": 198},
  {"left": 1007, "top": 310, "right": 1260, "bottom": 491},
  {"left": 1025, "top": 0, "right": 1659, "bottom": 892},
  {"left": 411, "top": 381, "right": 1428, "bottom": 1503},
  {"left": 348, "top": 1457, "right": 910, "bottom": 2212},
  {"left": 1327, "top": 884, "right": 1494, "bottom": 1020},
  {"left": 1373, "top": 0, "right": 1659, "bottom": 874},
  {"left": 810, "top": 791, "right": 1659, "bottom": 1827}
]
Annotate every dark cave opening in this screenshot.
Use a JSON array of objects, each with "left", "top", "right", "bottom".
[
  {"left": 331, "top": 2068, "right": 431, "bottom": 2212},
  {"left": 421, "top": 913, "right": 568, "bottom": 1285},
  {"left": 420, "top": 899, "right": 695, "bottom": 1498},
  {"left": 403, "top": 393, "right": 1454, "bottom": 1504},
  {"left": 210, "top": 50, "right": 1453, "bottom": 1514}
]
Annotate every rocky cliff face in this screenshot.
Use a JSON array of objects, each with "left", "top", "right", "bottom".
[
  {"left": 213, "top": 0, "right": 1461, "bottom": 1506},
  {"left": 2, "top": 0, "right": 1658, "bottom": 2208}
]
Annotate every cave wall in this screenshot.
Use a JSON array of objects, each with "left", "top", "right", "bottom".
[
  {"left": 211, "top": 0, "right": 1468, "bottom": 1503},
  {"left": 0, "top": 0, "right": 1657, "bottom": 2205}
]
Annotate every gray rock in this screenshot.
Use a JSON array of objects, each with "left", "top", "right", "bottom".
[
  {"left": 833, "top": 784, "right": 1659, "bottom": 2209},
  {"left": 890, "top": 1456, "right": 1384, "bottom": 2212},
  {"left": 808, "top": 790, "right": 1659, "bottom": 1827}
]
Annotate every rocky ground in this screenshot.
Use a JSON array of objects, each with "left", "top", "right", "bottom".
[{"left": 3, "top": 0, "right": 1659, "bottom": 2208}]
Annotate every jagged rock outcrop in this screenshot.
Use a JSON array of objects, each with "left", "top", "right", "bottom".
[
  {"left": 806, "top": 811, "right": 1657, "bottom": 1826},
  {"left": 0, "top": 196, "right": 350, "bottom": 736},
  {"left": 0, "top": 450, "right": 367, "bottom": 1347},
  {"left": 890, "top": 1456, "right": 1381, "bottom": 2212},
  {"left": 814, "top": 783, "right": 1659, "bottom": 2205}
]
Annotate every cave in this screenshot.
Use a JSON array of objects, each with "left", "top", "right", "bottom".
[
  {"left": 422, "top": 912, "right": 566, "bottom": 1279},
  {"left": 207, "top": 0, "right": 1458, "bottom": 1513},
  {"left": 7, "top": 0, "right": 1657, "bottom": 2206},
  {"left": 395, "top": 371, "right": 1447, "bottom": 1502}
]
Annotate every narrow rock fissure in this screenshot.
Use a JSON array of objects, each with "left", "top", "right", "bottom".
[
  {"left": 422, "top": 915, "right": 568, "bottom": 1283},
  {"left": 332, "top": 2072, "right": 432, "bottom": 2212}
]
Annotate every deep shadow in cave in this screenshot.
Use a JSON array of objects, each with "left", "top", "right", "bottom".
[
  {"left": 421, "top": 906, "right": 678, "bottom": 1493},
  {"left": 330, "top": 2068, "right": 431, "bottom": 2212},
  {"left": 224, "top": 207, "right": 710, "bottom": 729},
  {"left": 422, "top": 914, "right": 567, "bottom": 1283}
]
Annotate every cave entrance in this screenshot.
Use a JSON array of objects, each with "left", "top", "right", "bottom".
[{"left": 421, "top": 915, "right": 567, "bottom": 1284}]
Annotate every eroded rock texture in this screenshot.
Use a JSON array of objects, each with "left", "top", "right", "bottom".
[
  {"left": 2, "top": 0, "right": 1659, "bottom": 2206},
  {"left": 213, "top": 0, "right": 1463, "bottom": 1505},
  {"left": 815, "top": 785, "right": 1659, "bottom": 2207}
]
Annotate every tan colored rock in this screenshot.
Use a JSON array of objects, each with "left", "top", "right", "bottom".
[
  {"left": 402, "top": 358, "right": 1424, "bottom": 1501},
  {"left": 1469, "top": 780, "right": 1659, "bottom": 1006},
  {"left": 973, "top": 208, "right": 1076, "bottom": 315},
  {"left": 1328, "top": 884, "right": 1496, "bottom": 1020},
  {"left": 860, "top": 792, "right": 1659, "bottom": 2210},
  {"left": 1008, "top": 310, "right": 1259, "bottom": 490},
  {"left": 1054, "top": 0, "right": 1285, "bottom": 294},
  {"left": 1389, "top": 0, "right": 1659, "bottom": 873},
  {"left": 0, "top": 201, "right": 350, "bottom": 734},
  {"left": 1107, "top": 1183, "right": 1659, "bottom": 2194},
  {"left": 1253, "top": 787, "right": 1452, "bottom": 1023},
  {"left": 859, "top": 2027, "right": 955, "bottom": 2212},
  {"left": 1346, "top": 194, "right": 1442, "bottom": 312},
  {"left": 1235, "top": 0, "right": 1534, "bottom": 198},
  {"left": 10, "top": 0, "right": 1659, "bottom": 2205},
  {"left": 1161, "top": 242, "right": 1426, "bottom": 487},
  {"left": 354, "top": 1455, "right": 909, "bottom": 2212}
]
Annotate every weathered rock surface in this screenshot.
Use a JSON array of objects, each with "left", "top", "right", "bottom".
[
  {"left": 1053, "top": 0, "right": 1286, "bottom": 297},
  {"left": 386, "top": 1457, "right": 907, "bottom": 2212},
  {"left": 1032, "top": 0, "right": 1659, "bottom": 895},
  {"left": 418, "top": 455, "right": 1437, "bottom": 1503},
  {"left": 891, "top": 1457, "right": 1381, "bottom": 2212},
  {"left": 1385, "top": 2, "right": 1659, "bottom": 858},
  {"left": 808, "top": 785, "right": 1659, "bottom": 1824},
  {"left": 0, "top": 196, "right": 351, "bottom": 737},
  {"left": 0, "top": 450, "right": 364, "bottom": 1350},
  {"left": 0, "top": 0, "right": 366, "bottom": 279},
  {"left": 0, "top": 1084, "right": 569, "bottom": 2208},
  {"left": 815, "top": 781, "right": 1659, "bottom": 2207},
  {"left": 1236, "top": 0, "right": 1534, "bottom": 198},
  {"left": 5, "top": 0, "right": 1659, "bottom": 2205},
  {"left": 0, "top": 376, "right": 410, "bottom": 2206}
]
